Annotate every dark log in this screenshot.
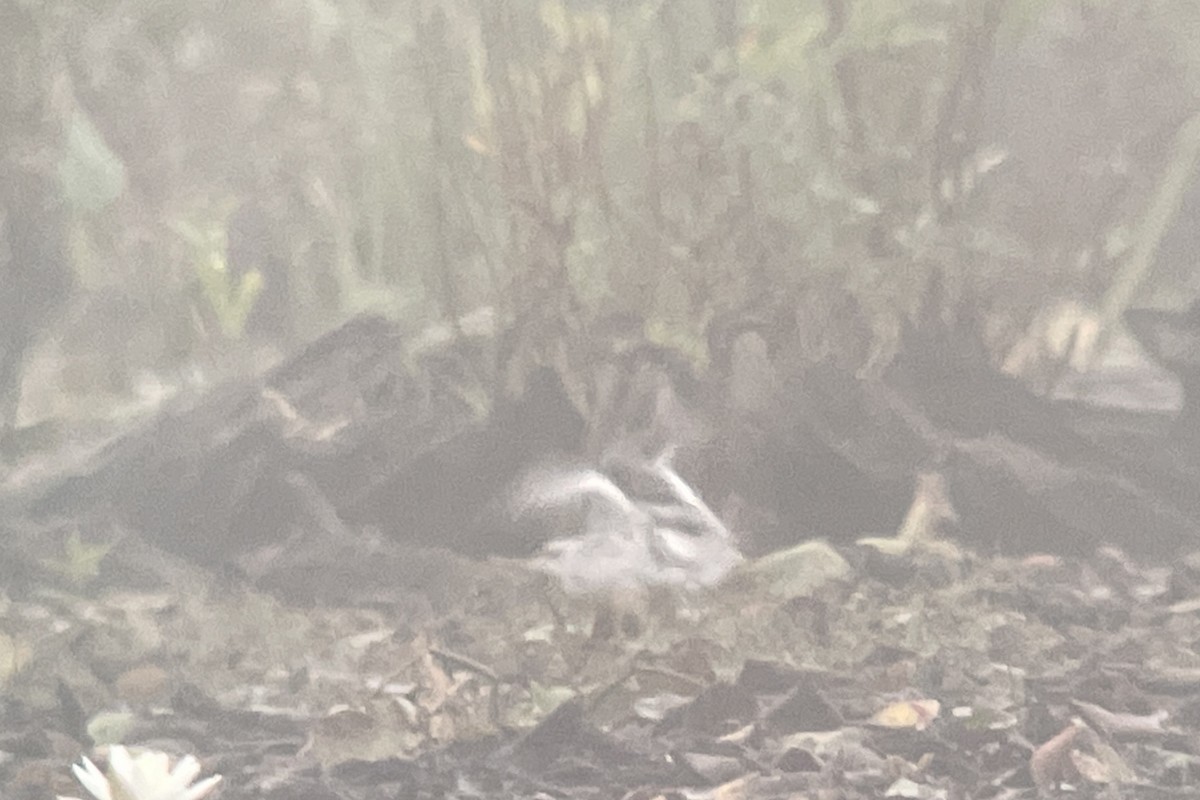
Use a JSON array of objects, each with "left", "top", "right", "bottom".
[
  {"left": 704, "top": 275, "right": 1200, "bottom": 558},
  {"left": 15, "top": 277, "right": 1200, "bottom": 597},
  {"left": 24, "top": 315, "right": 584, "bottom": 569},
  {"left": 887, "top": 281, "right": 1200, "bottom": 556},
  {"left": 1125, "top": 301, "right": 1200, "bottom": 445},
  {"left": 946, "top": 434, "right": 1200, "bottom": 557}
]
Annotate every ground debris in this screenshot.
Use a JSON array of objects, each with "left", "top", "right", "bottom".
[{"left": 6, "top": 537, "right": 1200, "bottom": 800}]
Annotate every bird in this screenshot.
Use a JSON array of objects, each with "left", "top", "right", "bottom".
[{"left": 510, "top": 446, "right": 743, "bottom": 596}]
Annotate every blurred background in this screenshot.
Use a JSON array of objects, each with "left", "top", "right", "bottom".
[{"left": 3, "top": 0, "right": 1199, "bottom": 439}]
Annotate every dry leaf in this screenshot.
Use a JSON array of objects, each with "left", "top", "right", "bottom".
[
  {"left": 1069, "top": 738, "right": 1136, "bottom": 786},
  {"left": 1030, "top": 720, "right": 1083, "bottom": 790},
  {"left": 869, "top": 699, "right": 941, "bottom": 730},
  {"left": 0, "top": 632, "right": 33, "bottom": 686},
  {"left": 418, "top": 650, "right": 452, "bottom": 714},
  {"left": 1071, "top": 699, "right": 1169, "bottom": 740}
]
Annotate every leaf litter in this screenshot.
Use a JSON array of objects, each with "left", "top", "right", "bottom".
[{"left": 4, "top": 535, "right": 1200, "bottom": 799}]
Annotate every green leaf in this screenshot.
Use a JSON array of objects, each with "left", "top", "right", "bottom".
[
  {"left": 58, "top": 108, "right": 127, "bottom": 213},
  {"left": 41, "top": 530, "right": 112, "bottom": 586},
  {"left": 86, "top": 711, "right": 136, "bottom": 746},
  {"left": 196, "top": 250, "right": 265, "bottom": 340},
  {"left": 529, "top": 681, "right": 576, "bottom": 715}
]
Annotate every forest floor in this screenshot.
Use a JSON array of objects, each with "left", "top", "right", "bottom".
[{"left": 4, "top": 531, "right": 1199, "bottom": 800}]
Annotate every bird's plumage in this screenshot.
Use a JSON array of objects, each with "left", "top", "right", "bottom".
[{"left": 512, "top": 449, "right": 741, "bottom": 593}]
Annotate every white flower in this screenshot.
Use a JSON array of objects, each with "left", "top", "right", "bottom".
[{"left": 59, "top": 745, "right": 222, "bottom": 800}]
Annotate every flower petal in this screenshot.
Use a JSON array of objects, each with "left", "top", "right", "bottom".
[
  {"left": 71, "top": 757, "right": 114, "bottom": 800},
  {"left": 106, "top": 746, "right": 133, "bottom": 782},
  {"left": 108, "top": 746, "right": 151, "bottom": 800},
  {"left": 164, "top": 755, "right": 202, "bottom": 792},
  {"left": 180, "top": 774, "right": 223, "bottom": 800},
  {"left": 114, "top": 746, "right": 174, "bottom": 800}
]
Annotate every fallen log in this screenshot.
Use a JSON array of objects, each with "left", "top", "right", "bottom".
[{"left": 22, "top": 314, "right": 574, "bottom": 570}]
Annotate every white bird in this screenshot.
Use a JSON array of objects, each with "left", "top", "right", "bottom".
[{"left": 512, "top": 447, "right": 742, "bottom": 594}]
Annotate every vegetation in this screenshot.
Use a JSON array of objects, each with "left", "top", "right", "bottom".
[{"left": 4, "top": 0, "right": 1200, "bottom": 409}]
